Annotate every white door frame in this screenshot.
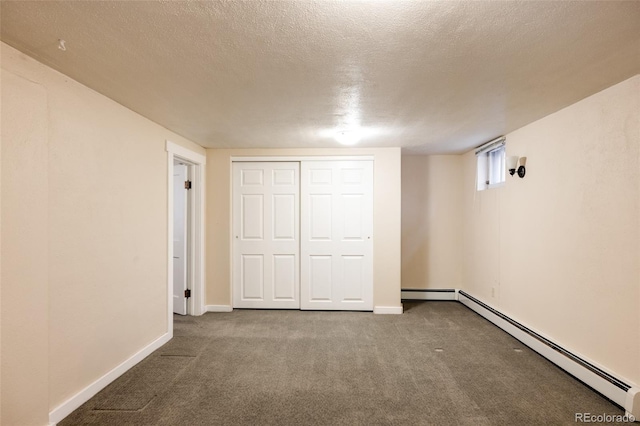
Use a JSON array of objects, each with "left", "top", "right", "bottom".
[{"left": 167, "top": 141, "right": 206, "bottom": 331}]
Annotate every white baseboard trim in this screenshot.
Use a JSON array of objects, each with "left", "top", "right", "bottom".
[
  {"left": 205, "top": 305, "right": 233, "bottom": 312},
  {"left": 401, "top": 289, "right": 458, "bottom": 301},
  {"left": 48, "top": 332, "right": 171, "bottom": 425},
  {"left": 373, "top": 305, "right": 403, "bottom": 315},
  {"left": 457, "top": 290, "right": 639, "bottom": 418}
]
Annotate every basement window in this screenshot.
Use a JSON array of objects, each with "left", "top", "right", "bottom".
[{"left": 476, "top": 138, "right": 505, "bottom": 191}]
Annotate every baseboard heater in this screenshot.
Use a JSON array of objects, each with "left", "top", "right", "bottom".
[
  {"left": 456, "top": 290, "right": 639, "bottom": 419},
  {"left": 401, "top": 288, "right": 457, "bottom": 301}
]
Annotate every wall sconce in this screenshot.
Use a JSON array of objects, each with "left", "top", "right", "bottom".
[{"left": 507, "top": 156, "right": 527, "bottom": 178}]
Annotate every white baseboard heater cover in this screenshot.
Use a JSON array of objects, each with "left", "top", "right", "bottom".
[
  {"left": 457, "top": 290, "right": 639, "bottom": 420},
  {"left": 401, "top": 289, "right": 457, "bottom": 301}
]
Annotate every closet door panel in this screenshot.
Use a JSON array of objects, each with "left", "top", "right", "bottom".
[
  {"left": 301, "top": 160, "right": 373, "bottom": 311},
  {"left": 233, "top": 162, "right": 300, "bottom": 309}
]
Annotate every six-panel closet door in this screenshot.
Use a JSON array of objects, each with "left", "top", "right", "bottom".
[
  {"left": 300, "top": 160, "right": 373, "bottom": 311},
  {"left": 232, "top": 159, "right": 373, "bottom": 311},
  {"left": 232, "top": 162, "right": 300, "bottom": 309}
]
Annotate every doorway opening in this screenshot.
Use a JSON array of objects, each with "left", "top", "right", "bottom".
[{"left": 166, "top": 142, "right": 206, "bottom": 335}]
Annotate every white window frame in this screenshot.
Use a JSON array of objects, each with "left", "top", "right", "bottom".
[{"left": 476, "top": 139, "right": 506, "bottom": 191}]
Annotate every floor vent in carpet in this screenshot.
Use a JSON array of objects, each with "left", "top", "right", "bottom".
[
  {"left": 92, "top": 394, "right": 157, "bottom": 412},
  {"left": 160, "top": 354, "right": 197, "bottom": 357},
  {"left": 89, "top": 356, "right": 187, "bottom": 411}
]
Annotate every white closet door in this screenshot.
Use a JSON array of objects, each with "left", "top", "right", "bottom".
[
  {"left": 232, "top": 162, "right": 300, "bottom": 309},
  {"left": 300, "top": 160, "right": 374, "bottom": 311}
]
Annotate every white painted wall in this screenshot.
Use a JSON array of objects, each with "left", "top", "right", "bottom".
[
  {"left": 401, "top": 155, "right": 463, "bottom": 289},
  {"left": 461, "top": 75, "right": 640, "bottom": 386},
  {"left": 1, "top": 66, "right": 49, "bottom": 426},
  {"left": 0, "top": 42, "right": 205, "bottom": 424}
]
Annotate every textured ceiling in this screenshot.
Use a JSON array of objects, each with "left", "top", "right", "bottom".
[{"left": 1, "top": 1, "right": 639, "bottom": 154}]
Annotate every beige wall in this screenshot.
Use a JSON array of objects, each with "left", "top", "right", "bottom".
[
  {"left": 0, "top": 42, "right": 204, "bottom": 424},
  {"left": 206, "top": 148, "right": 402, "bottom": 309},
  {"left": 461, "top": 75, "right": 640, "bottom": 386},
  {"left": 401, "top": 155, "right": 463, "bottom": 289},
  {"left": 0, "top": 92, "right": 2, "bottom": 425},
  {"left": 1, "top": 68, "right": 49, "bottom": 426},
  {"left": 0, "top": 66, "right": 2, "bottom": 424}
]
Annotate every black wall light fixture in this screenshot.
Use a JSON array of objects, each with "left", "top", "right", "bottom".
[{"left": 507, "top": 156, "right": 527, "bottom": 178}]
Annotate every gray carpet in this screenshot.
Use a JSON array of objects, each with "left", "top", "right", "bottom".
[{"left": 60, "top": 301, "right": 624, "bottom": 425}]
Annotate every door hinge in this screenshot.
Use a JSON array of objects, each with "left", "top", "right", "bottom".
[
  {"left": 184, "top": 180, "right": 192, "bottom": 190},
  {"left": 184, "top": 289, "right": 191, "bottom": 298}
]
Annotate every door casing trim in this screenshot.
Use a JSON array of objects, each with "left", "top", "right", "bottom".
[{"left": 167, "top": 141, "right": 206, "bottom": 325}]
